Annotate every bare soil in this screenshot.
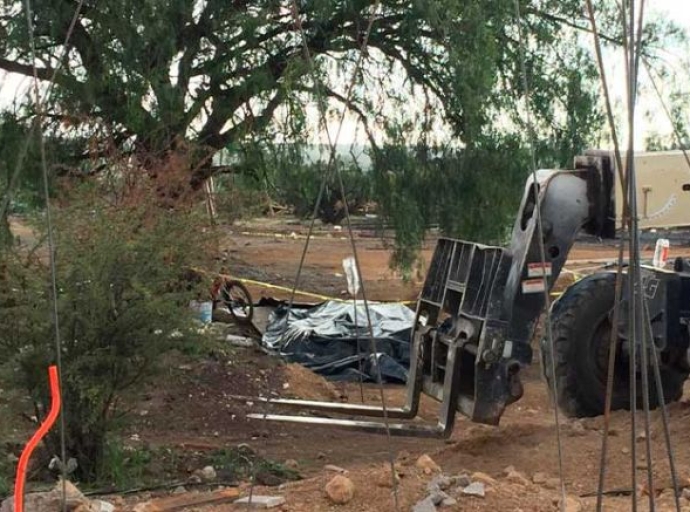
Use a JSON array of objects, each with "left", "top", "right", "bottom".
[{"left": 9, "top": 216, "right": 690, "bottom": 511}]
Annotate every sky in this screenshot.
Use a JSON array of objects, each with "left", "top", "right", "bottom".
[{"left": 1, "top": 2, "right": 689, "bottom": 150}]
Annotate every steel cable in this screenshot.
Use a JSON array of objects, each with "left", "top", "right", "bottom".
[
  {"left": 250, "top": 1, "right": 400, "bottom": 509},
  {"left": 513, "top": 1, "right": 568, "bottom": 510},
  {"left": 581, "top": 3, "right": 633, "bottom": 509},
  {"left": 19, "top": 0, "right": 86, "bottom": 510}
]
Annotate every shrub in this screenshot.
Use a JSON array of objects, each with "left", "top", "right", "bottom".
[
  {"left": 0, "top": 178, "right": 215, "bottom": 482},
  {"left": 272, "top": 161, "right": 372, "bottom": 224}
]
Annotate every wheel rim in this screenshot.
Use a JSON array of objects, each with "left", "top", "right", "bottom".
[
  {"left": 222, "top": 283, "right": 251, "bottom": 320},
  {"left": 589, "top": 314, "right": 627, "bottom": 391}
]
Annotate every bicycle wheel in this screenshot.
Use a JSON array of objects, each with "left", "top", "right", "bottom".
[{"left": 219, "top": 279, "right": 254, "bottom": 325}]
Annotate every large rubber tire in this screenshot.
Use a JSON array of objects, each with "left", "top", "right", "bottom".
[{"left": 541, "top": 272, "right": 687, "bottom": 417}]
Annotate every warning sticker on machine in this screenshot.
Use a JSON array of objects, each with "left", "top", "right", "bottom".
[
  {"left": 522, "top": 278, "right": 546, "bottom": 294},
  {"left": 527, "top": 262, "right": 552, "bottom": 278}
]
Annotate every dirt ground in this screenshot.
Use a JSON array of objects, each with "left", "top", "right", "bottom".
[
  {"left": 8, "top": 216, "right": 690, "bottom": 511},
  {"left": 221, "top": 219, "right": 684, "bottom": 306},
  {"left": 123, "top": 218, "right": 690, "bottom": 511},
  {"left": 128, "top": 342, "right": 690, "bottom": 512}
]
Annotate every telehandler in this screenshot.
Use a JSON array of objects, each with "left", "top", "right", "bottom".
[{"left": 245, "top": 149, "right": 690, "bottom": 437}]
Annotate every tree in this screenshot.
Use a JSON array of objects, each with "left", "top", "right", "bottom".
[
  {"left": 0, "top": 0, "right": 624, "bottom": 184},
  {"left": 0, "top": 110, "right": 89, "bottom": 249},
  {"left": 1, "top": 0, "right": 685, "bottom": 266}
]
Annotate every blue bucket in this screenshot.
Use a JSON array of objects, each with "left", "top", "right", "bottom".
[{"left": 190, "top": 300, "right": 213, "bottom": 324}]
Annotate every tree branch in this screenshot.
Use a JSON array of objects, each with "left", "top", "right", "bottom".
[{"left": 0, "top": 57, "right": 55, "bottom": 81}]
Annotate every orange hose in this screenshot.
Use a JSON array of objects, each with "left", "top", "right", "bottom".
[{"left": 14, "top": 365, "right": 61, "bottom": 512}]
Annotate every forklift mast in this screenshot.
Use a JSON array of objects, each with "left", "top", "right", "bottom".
[{"left": 412, "top": 156, "right": 616, "bottom": 426}]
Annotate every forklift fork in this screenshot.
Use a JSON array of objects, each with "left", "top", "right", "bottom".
[{"left": 240, "top": 162, "right": 616, "bottom": 437}]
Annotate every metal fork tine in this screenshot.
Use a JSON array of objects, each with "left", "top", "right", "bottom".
[
  {"left": 246, "top": 413, "right": 450, "bottom": 438},
  {"left": 231, "top": 395, "right": 416, "bottom": 418}
]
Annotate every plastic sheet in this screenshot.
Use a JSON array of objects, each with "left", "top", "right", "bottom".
[{"left": 262, "top": 300, "right": 415, "bottom": 383}]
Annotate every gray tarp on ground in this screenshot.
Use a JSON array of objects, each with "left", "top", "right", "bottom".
[{"left": 262, "top": 300, "right": 415, "bottom": 383}]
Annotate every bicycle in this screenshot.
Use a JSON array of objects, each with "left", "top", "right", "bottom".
[{"left": 211, "top": 274, "right": 254, "bottom": 325}]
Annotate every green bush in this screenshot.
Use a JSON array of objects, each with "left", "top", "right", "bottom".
[
  {"left": 272, "top": 161, "right": 372, "bottom": 224},
  {"left": 219, "top": 144, "right": 374, "bottom": 224},
  {"left": 0, "top": 453, "right": 10, "bottom": 499},
  {"left": 0, "top": 181, "right": 215, "bottom": 482}
]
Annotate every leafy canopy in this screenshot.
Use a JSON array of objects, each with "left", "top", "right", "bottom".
[{"left": 0, "top": 1, "right": 617, "bottom": 172}]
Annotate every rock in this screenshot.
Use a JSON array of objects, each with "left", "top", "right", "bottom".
[
  {"left": 284, "top": 459, "right": 299, "bottom": 470},
  {"left": 412, "top": 497, "right": 437, "bottom": 512},
  {"left": 255, "top": 471, "right": 283, "bottom": 487},
  {"left": 580, "top": 417, "right": 605, "bottom": 431},
  {"left": 441, "top": 497, "right": 457, "bottom": 507},
  {"left": 75, "top": 501, "right": 115, "bottom": 512},
  {"left": 657, "top": 488, "right": 678, "bottom": 506},
  {"left": 532, "top": 472, "right": 548, "bottom": 485},
  {"left": 565, "top": 421, "right": 587, "bottom": 437},
  {"left": 416, "top": 454, "right": 441, "bottom": 475},
  {"left": 429, "top": 490, "right": 449, "bottom": 505},
  {"left": 61, "top": 479, "right": 87, "bottom": 505},
  {"left": 558, "top": 496, "right": 582, "bottom": 512},
  {"left": 196, "top": 465, "right": 217, "bottom": 482},
  {"left": 173, "top": 486, "right": 186, "bottom": 494},
  {"left": 375, "top": 464, "right": 401, "bottom": 488},
  {"left": 503, "top": 466, "right": 529, "bottom": 486},
  {"left": 396, "top": 450, "right": 412, "bottom": 465},
  {"left": 325, "top": 475, "right": 355, "bottom": 504},
  {"left": 452, "top": 474, "right": 472, "bottom": 488},
  {"left": 0, "top": 480, "right": 92, "bottom": 512},
  {"left": 94, "top": 501, "right": 116, "bottom": 512},
  {"left": 226, "top": 335, "right": 254, "bottom": 348},
  {"left": 1, "top": 498, "right": 12, "bottom": 512},
  {"left": 470, "top": 472, "right": 497, "bottom": 487},
  {"left": 636, "top": 430, "right": 650, "bottom": 442},
  {"left": 544, "top": 478, "right": 561, "bottom": 490},
  {"left": 682, "top": 487, "right": 690, "bottom": 501},
  {"left": 324, "top": 464, "right": 348, "bottom": 474},
  {"left": 234, "top": 496, "right": 286, "bottom": 508},
  {"left": 621, "top": 447, "right": 630, "bottom": 455},
  {"left": 427, "top": 474, "right": 452, "bottom": 492},
  {"left": 461, "top": 482, "right": 486, "bottom": 498},
  {"left": 108, "top": 497, "right": 126, "bottom": 509}
]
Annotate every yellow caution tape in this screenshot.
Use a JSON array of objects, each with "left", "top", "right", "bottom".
[
  {"left": 196, "top": 263, "right": 590, "bottom": 307},
  {"left": 237, "top": 277, "right": 346, "bottom": 303},
  {"left": 193, "top": 267, "right": 415, "bottom": 305}
]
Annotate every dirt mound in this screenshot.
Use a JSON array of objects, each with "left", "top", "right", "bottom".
[{"left": 282, "top": 363, "right": 343, "bottom": 401}]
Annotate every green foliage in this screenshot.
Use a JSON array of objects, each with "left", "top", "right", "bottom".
[
  {"left": 0, "top": 112, "right": 89, "bottom": 250},
  {"left": 0, "top": 450, "right": 10, "bottom": 499},
  {"left": 96, "top": 441, "right": 154, "bottom": 490},
  {"left": 271, "top": 163, "right": 372, "bottom": 224},
  {"left": 210, "top": 445, "right": 300, "bottom": 483},
  {"left": 90, "top": 443, "right": 299, "bottom": 491},
  {"left": 0, "top": 0, "right": 644, "bottom": 177},
  {"left": 0, "top": 182, "right": 215, "bottom": 482},
  {"left": 372, "top": 140, "right": 530, "bottom": 273},
  {"left": 216, "top": 145, "right": 373, "bottom": 224}
]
